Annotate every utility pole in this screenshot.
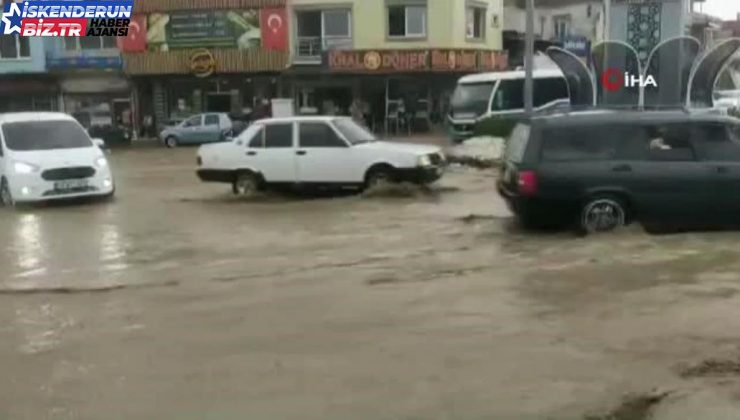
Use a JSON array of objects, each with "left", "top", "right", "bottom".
[{"left": 524, "top": 0, "right": 535, "bottom": 116}]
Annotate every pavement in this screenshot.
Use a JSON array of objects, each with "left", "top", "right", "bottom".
[{"left": 2, "top": 144, "right": 740, "bottom": 419}]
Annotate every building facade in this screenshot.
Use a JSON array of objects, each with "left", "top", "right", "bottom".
[
  {"left": 0, "top": 35, "right": 57, "bottom": 112},
  {"left": 286, "top": 0, "right": 507, "bottom": 132},
  {"left": 120, "top": 0, "right": 290, "bottom": 132}
]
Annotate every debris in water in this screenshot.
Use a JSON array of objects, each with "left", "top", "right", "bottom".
[
  {"left": 678, "top": 358, "right": 740, "bottom": 378},
  {"left": 584, "top": 389, "right": 672, "bottom": 420}
]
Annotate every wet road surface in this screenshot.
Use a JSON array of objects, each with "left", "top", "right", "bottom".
[{"left": 3, "top": 147, "right": 740, "bottom": 419}]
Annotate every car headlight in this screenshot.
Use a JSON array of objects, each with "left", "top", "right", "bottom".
[
  {"left": 94, "top": 157, "right": 108, "bottom": 168},
  {"left": 417, "top": 155, "right": 432, "bottom": 167},
  {"left": 13, "top": 161, "right": 38, "bottom": 174}
]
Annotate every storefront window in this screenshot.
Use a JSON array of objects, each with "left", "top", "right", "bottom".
[{"left": 0, "top": 35, "right": 30, "bottom": 59}]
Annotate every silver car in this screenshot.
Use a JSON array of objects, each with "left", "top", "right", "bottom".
[{"left": 160, "top": 113, "right": 233, "bottom": 148}]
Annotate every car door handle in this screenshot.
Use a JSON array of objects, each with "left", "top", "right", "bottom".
[
  {"left": 716, "top": 166, "right": 729, "bottom": 174},
  {"left": 612, "top": 164, "right": 632, "bottom": 172},
  {"left": 246, "top": 151, "right": 257, "bottom": 156},
  {"left": 296, "top": 150, "right": 307, "bottom": 156}
]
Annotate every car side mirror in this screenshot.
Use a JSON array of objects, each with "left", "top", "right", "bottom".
[{"left": 92, "top": 138, "right": 106, "bottom": 148}]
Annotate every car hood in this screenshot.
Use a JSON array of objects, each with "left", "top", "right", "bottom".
[
  {"left": 354, "top": 141, "right": 441, "bottom": 155},
  {"left": 9, "top": 147, "right": 104, "bottom": 168}
]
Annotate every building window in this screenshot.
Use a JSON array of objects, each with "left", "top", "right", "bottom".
[
  {"left": 553, "top": 15, "right": 571, "bottom": 40},
  {"left": 0, "top": 35, "right": 30, "bottom": 59},
  {"left": 466, "top": 6, "right": 486, "bottom": 40},
  {"left": 295, "top": 9, "right": 352, "bottom": 59},
  {"left": 388, "top": 5, "right": 427, "bottom": 38},
  {"left": 63, "top": 36, "right": 117, "bottom": 51}
]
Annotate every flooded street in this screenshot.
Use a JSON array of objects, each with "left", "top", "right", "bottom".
[{"left": 4, "top": 146, "right": 740, "bottom": 419}]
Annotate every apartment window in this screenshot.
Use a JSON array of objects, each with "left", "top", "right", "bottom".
[
  {"left": 466, "top": 6, "right": 486, "bottom": 40},
  {"left": 553, "top": 16, "right": 571, "bottom": 40},
  {"left": 0, "top": 35, "right": 30, "bottom": 59},
  {"left": 64, "top": 36, "right": 117, "bottom": 51},
  {"left": 296, "top": 9, "right": 351, "bottom": 58},
  {"left": 388, "top": 4, "right": 426, "bottom": 38}
]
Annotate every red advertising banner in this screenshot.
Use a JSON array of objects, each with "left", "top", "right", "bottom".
[{"left": 260, "top": 8, "right": 288, "bottom": 51}]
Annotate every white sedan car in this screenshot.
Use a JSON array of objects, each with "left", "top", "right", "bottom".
[
  {"left": 0, "top": 112, "right": 114, "bottom": 206},
  {"left": 196, "top": 116, "right": 446, "bottom": 195}
]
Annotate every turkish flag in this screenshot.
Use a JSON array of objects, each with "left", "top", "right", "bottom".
[
  {"left": 260, "top": 8, "right": 288, "bottom": 51},
  {"left": 117, "top": 15, "right": 147, "bottom": 53}
]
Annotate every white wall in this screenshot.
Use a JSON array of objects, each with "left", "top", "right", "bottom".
[{"left": 504, "top": 0, "right": 604, "bottom": 43}]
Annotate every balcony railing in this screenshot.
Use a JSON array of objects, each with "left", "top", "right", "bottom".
[{"left": 295, "top": 36, "right": 353, "bottom": 63}]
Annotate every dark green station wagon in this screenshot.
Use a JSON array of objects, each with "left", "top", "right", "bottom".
[{"left": 497, "top": 110, "right": 740, "bottom": 233}]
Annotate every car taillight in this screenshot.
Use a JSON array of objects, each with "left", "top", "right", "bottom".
[{"left": 518, "top": 171, "right": 538, "bottom": 196}]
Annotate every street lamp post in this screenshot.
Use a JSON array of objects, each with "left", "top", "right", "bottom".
[{"left": 524, "top": 0, "right": 535, "bottom": 116}]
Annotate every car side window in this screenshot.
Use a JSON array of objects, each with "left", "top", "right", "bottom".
[
  {"left": 264, "top": 123, "right": 293, "bottom": 148},
  {"left": 184, "top": 116, "right": 201, "bottom": 128},
  {"left": 299, "top": 123, "right": 348, "bottom": 148},
  {"left": 491, "top": 79, "right": 525, "bottom": 111},
  {"left": 204, "top": 115, "right": 219, "bottom": 126},
  {"left": 534, "top": 78, "right": 569, "bottom": 107},
  {"left": 644, "top": 124, "right": 696, "bottom": 161},
  {"left": 541, "top": 125, "right": 618, "bottom": 162},
  {"left": 692, "top": 123, "right": 740, "bottom": 162},
  {"left": 247, "top": 127, "right": 264, "bottom": 148}
]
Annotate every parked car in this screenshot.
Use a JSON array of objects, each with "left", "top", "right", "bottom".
[
  {"left": 196, "top": 116, "right": 446, "bottom": 195},
  {"left": 0, "top": 112, "right": 115, "bottom": 206},
  {"left": 159, "top": 113, "right": 233, "bottom": 148},
  {"left": 497, "top": 110, "right": 740, "bottom": 233}
]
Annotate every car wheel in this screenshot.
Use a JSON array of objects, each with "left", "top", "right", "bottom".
[
  {"left": 233, "top": 172, "right": 260, "bottom": 197},
  {"left": 580, "top": 194, "right": 627, "bottom": 234},
  {"left": 164, "top": 136, "right": 178, "bottom": 148},
  {"left": 365, "top": 166, "right": 394, "bottom": 190},
  {"left": 0, "top": 178, "right": 14, "bottom": 208}
]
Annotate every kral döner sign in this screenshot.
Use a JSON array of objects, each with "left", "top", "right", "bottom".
[{"left": 325, "top": 49, "right": 507, "bottom": 73}]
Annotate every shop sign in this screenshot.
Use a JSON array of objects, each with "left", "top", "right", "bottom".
[
  {"left": 47, "top": 56, "right": 123, "bottom": 70},
  {"left": 563, "top": 36, "right": 591, "bottom": 58},
  {"left": 148, "top": 10, "right": 262, "bottom": 51},
  {"left": 326, "top": 49, "right": 508, "bottom": 73},
  {"left": 189, "top": 49, "right": 216, "bottom": 78}
]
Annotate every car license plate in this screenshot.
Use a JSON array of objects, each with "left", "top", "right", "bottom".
[{"left": 54, "top": 179, "right": 88, "bottom": 191}]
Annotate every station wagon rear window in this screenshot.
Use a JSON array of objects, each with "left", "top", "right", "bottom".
[
  {"left": 2, "top": 120, "right": 92, "bottom": 151},
  {"left": 505, "top": 123, "right": 530, "bottom": 163}
]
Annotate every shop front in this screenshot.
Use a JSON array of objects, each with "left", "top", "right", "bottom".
[
  {"left": 121, "top": 4, "right": 290, "bottom": 133},
  {"left": 0, "top": 76, "right": 59, "bottom": 113},
  {"left": 285, "top": 48, "right": 508, "bottom": 135}
]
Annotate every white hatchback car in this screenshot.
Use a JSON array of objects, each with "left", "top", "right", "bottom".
[
  {"left": 196, "top": 116, "right": 446, "bottom": 195},
  {"left": 0, "top": 112, "right": 115, "bottom": 206}
]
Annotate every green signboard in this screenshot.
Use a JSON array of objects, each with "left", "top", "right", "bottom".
[{"left": 147, "top": 10, "right": 261, "bottom": 51}]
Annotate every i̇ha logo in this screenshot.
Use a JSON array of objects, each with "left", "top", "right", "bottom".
[{"left": 601, "top": 68, "right": 658, "bottom": 92}]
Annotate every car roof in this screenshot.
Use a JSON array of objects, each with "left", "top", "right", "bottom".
[
  {"left": 0, "top": 112, "right": 77, "bottom": 125},
  {"left": 458, "top": 69, "right": 564, "bottom": 84},
  {"left": 530, "top": 109, "right": 740, "bottom": 126},
  {"left": 254, "top": 116, "right": 347, "bottom": 124}
]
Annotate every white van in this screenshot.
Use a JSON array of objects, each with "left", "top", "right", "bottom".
[
  {"left": 0, "top": 112, "right": 115, "bottom": 206},
  {"left": 447, "top": 69, "right": 570, "bottom": 142}
]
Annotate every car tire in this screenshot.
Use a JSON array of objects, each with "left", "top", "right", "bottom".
[
  {"left": 164, "top": 136, "right": 178, "bottom": 148},
  {"left": 580, "top": 194, "right": 627, "bottom": 234},
  {"left": 233, "top": 172, "right": 260, "bottom": 197},
  {"left": 364, "top": 166, "right": 394, "bottom": 190},
  {"left": 0, "top": 178, "right": 14, "bottom": 208}
]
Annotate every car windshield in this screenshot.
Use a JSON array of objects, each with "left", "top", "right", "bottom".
[
  {"left": 450, "top": 82, "right": 495, "bottom": 118},
  {"left": 333, "top": 118, "right": 377, "bottom": 145},
  {"left": 2, "top": 120, "right": 92, "bottom": 151}
]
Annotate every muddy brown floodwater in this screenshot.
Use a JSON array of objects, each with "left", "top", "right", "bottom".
[{"left": 4, "top": 146, "right": 740, "bottom": 419}]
